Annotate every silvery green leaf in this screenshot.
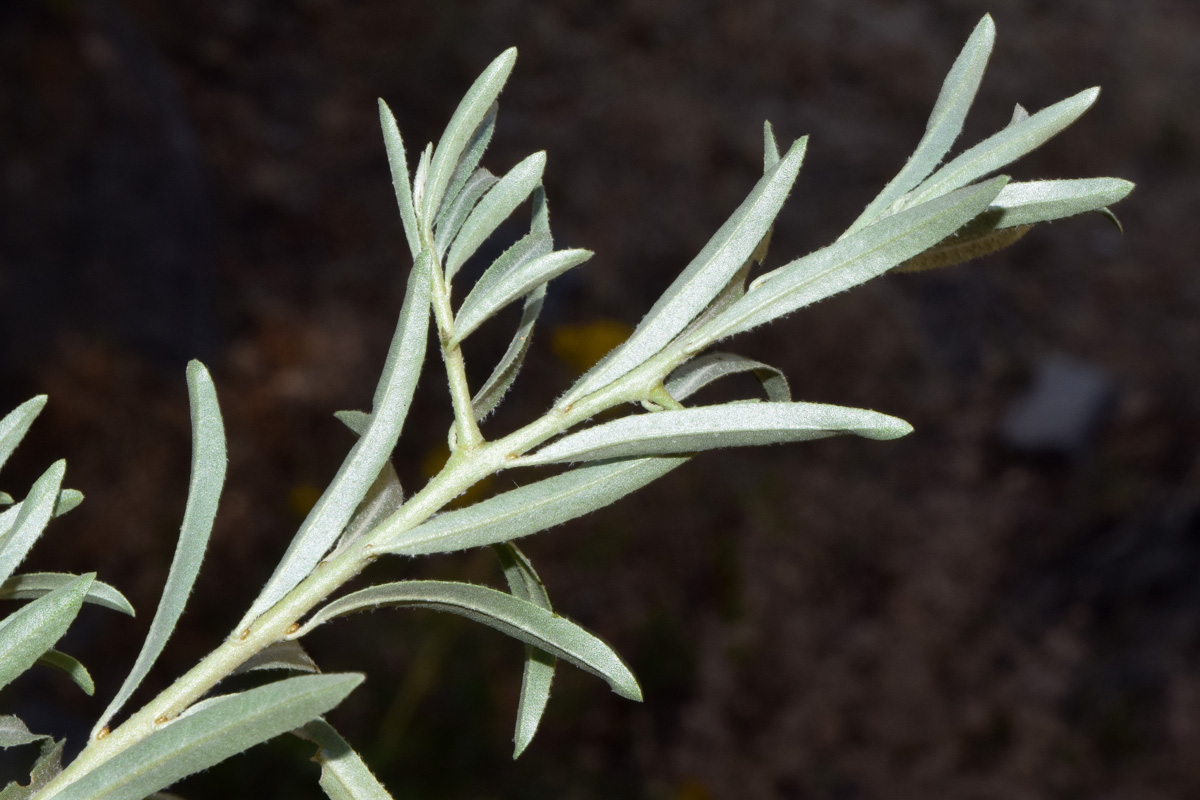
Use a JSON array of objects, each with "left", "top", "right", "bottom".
[
  {"left": 378, "top": 100, "right": 421, "bottom": 258},
  {"left": 493, "top": 543, "right": 555, "bottom": 758},
  {"left": 0, "top": 715, "right": 47, "bottom": 748},
  {"left": 333, "top": 461, "right": 403, "bottom": 554},
  {"left": 0, "top": 573, "right": 92, "bottom": 693},
  {"left": 94, "top": 362, "right": 227, "bottom": 736},
  {"left": 434, "top": 168, "right": 498, "bottom": 259},
  {"left": 563, "top": 137, "right": 808, "bottom": 403},
  {"left": 664, "top": 352, "right": 790, "bottom": 403},
  {"left": 379, "top": 456, "right": 687, "bottom": 556},
  {"left": 521, "top": 402, "right": 912, "bottom": 465},
  {"left": 892, "top": 220, "right": 1032, "bottom": 273},
  {"left": 57, "top": 674, "right": 363, "bottom": 800},
  {"left": 0, "top": 493, "right": 11, "bottom": 506},
  {"left": 411, "top": 143, "right": 432, "bottom": 210},
  {"left": 241, "top": 253, "right": 430, "bottom": 628},
  {"left": 334, "top": 410, "right": 372, "bottom": 437},
  {"left": 445, "top": 151, "right": 547, "bottom": 282},
  {"left": 0, "top": 461, "right": 65, "bottom": 585},
  {"left": 452, "top": 248, "right": 593, "bottom": 345},
  {"left": 295, "top": 718, "right": 395, "bottom": 800},
  {"left": 439, "top": 101, "right": 499, "bottom": 222},
  {"left": 472, "top": 285, "right": 546, "bottom": 421},
  {"left": 0, "top": 396, "right": 46, "bottom": 474},
  {"left": 35, "top": 649, "right": 94, "bottom": 695},
  {"left": 54, "top": 489, "right": 83, "bottom": 516},
  {"left": 989, "top": 177, "right": 1134, "bottom": 228},
  {"left": 0, "top": 738, "right": 63, "bottom": 799},
  {"left": 695, "top": 177, "right": 1006, "bottom": 344},
  {"left": 0, "top": 572, "right": 134, "bottom": 616},
  {"left": 844, "top": 15, "right": 994, "bottom": 236},
  {"left": 1009, "top": 103, "right": 1030, "bottom": 126},
  {"left": 232, "top": 640, "right": 319, "bottom": 676},
  {"left": 457, "top": 226, "right": 551, "bottom": 323},
  {"left": 904, "top": 87, "right": 1099, "bottom": 206},
  {"left": 293, "top": 581, "right": 641, "bottom": 701},
  {"left": 763, "top": 120, "right": 780, "bottom": 172},
  {"left": 422, "top": 48, "right": 517, "bottom": 222}
]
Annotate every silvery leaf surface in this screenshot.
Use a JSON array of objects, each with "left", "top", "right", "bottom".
[
  {"left": 903, "top": 87, "right": 1099, "bottom": 207},
  {"left": 434, "top": 168, "right": 498, "bottom": 260},
  {"left": 334, "top": 410, "right": 372, "bottom": 437},
  {"left": 292, "top": 580, "right": 641, "bottom": 701},
  {"left": 241, "top": 253, "right": 430, "bottom": 628},
  {"left": 56, "top": 674, "right": 363, "bottom": 800},
  {"left": 763, "top": 120, "right": 780, "bottom": 171},
  {"left": 0, "top": 494, "right": 11, "bottom": 506},
  {"left": 445, "top": 151, "right": 546, "bottom": 282},
  {"left": 94, "top": 362, "right": 227, "bottom": 736},
  {"left": 563, "top": 137, "right": 808, "bottom": 403},
  {"left": 438, "top": 101, "right": 499, "bottom": 224},
  {"left": 989, "top": 177, "right": 1134, "bottom": 228},
  {"left": 520, "top": 402, "right": 912, "bottom": 465},
  {"left": 422, "top": 48, "right": 516, "bottom": 222},
  {"left": 472, "top": 285, "right": 546, "bottom": 421},
  {"left": 452, "top": 248, "right": 592, "bottom": 345},
  {"left": 378, "top": 456, "right": 687, "bottom": 556},
  {"left": 693, "top": 177, "right": 1006, "bottom": 344},
  {"left": 0, "top": 572, "right": 133, "bottom": 616},
  {"left": 0, "top": 461, "right": 65, "bottom": 585},
  {"left": 0, "top": 573, "right": 93, "bottom": 693},
  {"left": 664, "top": 352, "right": 791, "bottom": 403},
  {"left": 295, "top": 718, "right": 395, "bottom": 800},
  {"left": 35, "top": 649, "right": 94, "bottom": 696},
  {"left": 232, "top": 640, "right": 319, "bottom": 676},
  {"left": 333, "top": 462, "right": 403, "bottom": 555},
  {"left": 0, "top": 489, "right": 84, "bottom": 547},
  {"left": 456, "top": 228, "right": 551, "bottom": 320},
  {"left": 0, "top": 715, "right": 48, "bottom": 748},
  {"left": 844, "top": 15, "right": 995, "bottom": 236},
  {"left": 378, "top": 100, "right": 420, "bottom": 258},
  {"left": 0, "top": 396, "right": 46, "bottom": 474}
]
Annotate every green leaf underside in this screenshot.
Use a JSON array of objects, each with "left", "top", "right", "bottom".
[
  {"left": 0, "top": 573, "right": 134, "bottom": 616},
  {"left": 378, "top": 100, "right": 420, "bottom": 258},
  {"left": 232, "top": 640, "right": 319, "bottom": 676},
  {"left": 295, "top": 718, "right": 396, "bottom": 800},
  {"left": 494, "top": 543, "right": 556, "bottom": 758},
  {"left": 903, "top": 87, "right": 1099, "bottom": 207},
  {"left": 664, "top": 352, "right": 791, "bottom": 403},
  {"left": 56, "top": 674, "right": 362, "bottom": 800},
  {"left": 438, "top": 101, "right": 499, "bottom": 224},
  {"left": 0, "top": 573, "right": 92, "bottom": 693},
  {"left": 379, "top": 456, "right": 687, "bottom": 556},
  {"left": 36, "top": 649, "right": 94, "bottom": 695},
  {"left": 0, "top": 397, "right": 47, "bottom": 475},
  {"left": 0, "top": 461, "right": 66, "bottom": 585},
  {"left": 334, "top": 462, "right": 403, "bottom": 555},
  {"left": 422, "top": 48, "right": 517, "bottom": 223},
  {"left": 894, "top": 224, "right": 1032, "bottom": 273},
  {"left": 434, "top": 169, "right": 498, "bottom": 259},
  {"left": 0, "top": 738, "right": 64, "bottom": 799},
  {"left": 844, "top": 14, "right": 994, "bottom": 237},
  {"left": 989, "top": 177, "right": 1134, "bottom": 228},
  {"left": 93, "top": 362, "right": 227, "bottom": 737},
  {"left": 521, "top": 401, "right": 912, "bottom": 465},
  {"left": 473, "top": 285, "right": 546, "bottom": 421},
  {"left": 334, "top": 410, "right": 372, "bottom": 437},
  {"left": 453, "top": 248, "right": 592, "bottom": 345},
  {"left": 445, "top": 151, "right": 547, "bottom": 282},
  {"left": 0, "top": 715, "right": 48, "bottom": 748},
  {"left": 293, "top": 581, "right": 641, "bottom": 701},
  {"left": 695, "top": 177, "right": 1006, "bottom": 343},
  {"left": 0, "top": 493, "right": 11, "bottom": 506},
  {"left": 242, "top": 253, "right": 430, "bottom": 627},
  {"left": 565, "top": 136, "right": 809, "bottom": 402}
]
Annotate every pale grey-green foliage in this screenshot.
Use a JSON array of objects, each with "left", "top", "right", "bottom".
[{"left": 1, "top": 15, "right": 1133, "bottom": 800}]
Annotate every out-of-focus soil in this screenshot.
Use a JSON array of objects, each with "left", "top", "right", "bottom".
[{"left": 2, "top": 1, "right": 1198, "bottom": 798}]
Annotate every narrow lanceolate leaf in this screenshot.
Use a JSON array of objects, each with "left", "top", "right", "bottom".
[
  {"left": 0, "top": 573, "right": 134, "bottom": 616},
  {"left": 445, "top": 151, "right": 547, "bottom": 282},
  {"left": 292, "top": 581, "right": 641, "bottom": 701},
  {"left": 693, "top": 177, "right": 1006, "bottom": 344},
  {"left": 457, "top": 228, "right": 552, "bottom": 325},
  {"left": 434, "top": 168, "right": 498, "bottom": 259},
  {"left": 522, "top": 402, "right": 912, "bottom": 465},
  {"left": 453, "top": 248, "right": 593, "bottom": 345},
  {"left": 241, "top": 254, "right": 430, "bottom": 628},
  {"left": 494, "top": 543, "right": 556, "bottom": 758},
  {"left": 844, "top": 14, "right": 995, "bottom": 236},
  {"left": 0, "top": 396, "right": 46, "bottom": 474},
  {"left": 422, "top": 48, "right": 517, "bottom": 222},
  {"left": 333, "top": 462, "right": 403, "bottom": 555},
  {"left": 0, "top": 573, "right": 93, "bottom": 693},
  {"left": 0, "top": 461, "right": 65, "bottom": 585},
  {"left": 411, "top": 143, "right": 433, "bottom": 210},
  {"left": 334, "top": 410, "right": 372, "bottom": 437},
  {"left": 232, "top": 640, "right": 319, "bottom": 676},
  {"left": 664, "top": 352, "right": 791, "bottom": 403},
  {"left": 0, "top": 715, "right": 48, "bottom": 748},
  {"left": 988, "top": 177, "right": 1134, "bottom": 228},
  {"left": 378, "top": 100, "right": 421, "bottom": 258},
  {"left": 378, "top": 456, "right": 687, "bottom": 556},
  {"left": 56, "top": 674, "right": 363, "bottom": 800},
  {"left": 904, "top": 87, "right": 1100, "bottom": 206},
  {"left": 295, "top": 719, "right": 395, "bottom": 800},
  {"left": 563, "top": 137, "right": 808, "bottom": 403},
  {"left": 893, "top": 224, "right": 1032, "bottom": 273},
  {"left": 53, "top": 489, "right": 83, "bottom": 516},
  {"left": 472, "top": 285, "right": 546, "bottom": 421},
  {"left": 94, "top": 362, "right": 226, "bottom": 737},
  {"left": 439, "top": 101, "right": 499, "bottom": 223},
  {"left": 0, "top": 489, "right": 85, "bottom": 547},
  {"left": 763, "top": 120, "right": 781, "bottom": 172},
  {"left": 35, "top": 649, "right": 94, "bottom": 695}
]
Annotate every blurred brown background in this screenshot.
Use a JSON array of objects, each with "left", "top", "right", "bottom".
[{"left": 2, "top": 0, "right": 1197, "bottom": 798}]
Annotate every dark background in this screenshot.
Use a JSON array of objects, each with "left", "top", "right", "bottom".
[{"left": 2, "top": 1, "right": 1198, "bottom": 798}]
